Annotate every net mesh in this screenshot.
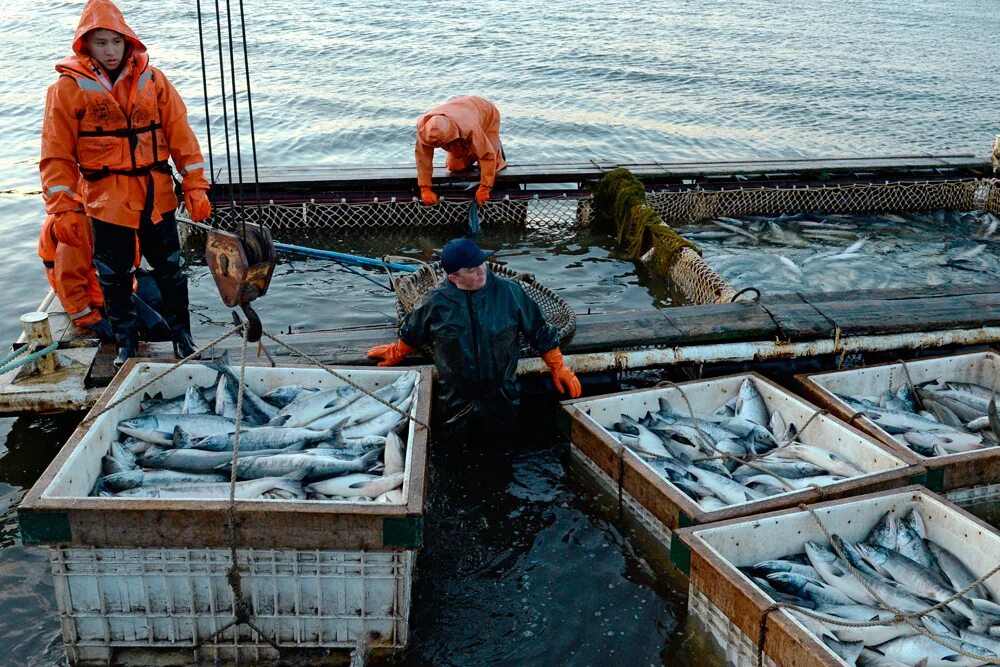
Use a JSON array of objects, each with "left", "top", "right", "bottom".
[
  {"left": 206, "top": 195, "right": 591, "bottom": 233},
  {"left": 646, "top": 178, "right": 995, "bottom": 226},
  {"left": 188, "top": 177, "right": 999, "bottom": 309}
]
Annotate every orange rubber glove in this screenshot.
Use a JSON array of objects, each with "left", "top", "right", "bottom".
[
  {"left": 184, "top": 189, "right": 212, "bottom": 222},
  {"left": 367, "top": 340, "right": 416, "bottom": 366},
  {"left": 53, "top": 211, "right": 89, "bottom": 247},
  {"left": 541, "top": 347, "right": 581, "bottom": 398},
  {"left": 475, "top": 185, "right": 491, "bottom": 206},
  {"left": 420, "top": 186, "right": 439, "bottom": 206}
]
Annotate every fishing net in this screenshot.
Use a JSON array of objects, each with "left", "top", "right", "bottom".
[
  {"left": 181, "top": 175, "right": 998, "bottom": 308},
  {"left": 390, "top": 260, "right": 577, "bottom": 357},
  {"left": 204, "top": 195, "right": 591, "bottom": 234},
  {"left": 646, "top": 178, "right": 994, "bottom": 226}
]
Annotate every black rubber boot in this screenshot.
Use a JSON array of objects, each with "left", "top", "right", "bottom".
[
  {"left": 113, "top": 337, "right": 138, "bottom": 370},
  {"left": 172, "top": 328, "right": 199, "bottom": 359}
]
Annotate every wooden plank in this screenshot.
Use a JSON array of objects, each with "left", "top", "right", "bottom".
[
  {"left": 763, "top": 283, "right": 996, "bottom": 305},
  {"left": 813, "top": 291, "right": 1000, "bottom": 336},
  {"left": 213, "top": 154, "right": 989, "bottom": 192},
  {"left": 759, "top": 294, "right": 835, "bottom": 341}
]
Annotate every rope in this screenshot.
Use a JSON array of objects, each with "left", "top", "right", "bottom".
[
  {"left": 82, "top": 325, "right": 243, "bottom": 423},
  {"left": 897, "top": 358, "right": 925, "bottom": 412},
  {"left": 0, "top": 342, "right": 58, "bottom": 375},
  {"left": 194, "top": 0, "right": 214, "bottom": 190},
  {"left": 754, "top": 502, "right": 1000, "bottom": 665},
  {"left": 0, "top": 344, "right": 31, "bottom": 368},
  {"left": 193, "top": 324, "right": 280, "bottom": 654},
  {"left": 729, "top": 287, "right": 761, "bottom": 304},
  {"left": 261, "top": 330, "right": 429, "bottom": 431}
]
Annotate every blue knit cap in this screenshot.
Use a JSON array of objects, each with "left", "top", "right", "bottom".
[{"left": 441, "top": 238, "right": 494, "bottom": 274}]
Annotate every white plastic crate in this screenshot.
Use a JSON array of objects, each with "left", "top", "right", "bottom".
[
  {"left": 560, "top": 372, "right": 923, "bottom": 556},
  {"left": 20, "top": 359, "right": 433, "bottom": 665},
  {"left": 797, "top": 350, "right": 1000, "bottom": 496},
  {"left": 53, "top": 547, "right": 414, "bottom": 664},
  {"left": 676, "top": 487, "right": 1000, "bottom": 667}
]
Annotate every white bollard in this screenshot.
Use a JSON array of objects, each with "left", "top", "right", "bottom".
[{"left": 20, "top": 312, "right": 58, "bottom": 375}]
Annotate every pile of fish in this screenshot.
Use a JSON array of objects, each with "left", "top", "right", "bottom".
[
  {"left": 605, "top": 378, "right": 869, "bottom": 511},
  {"left": 744, "top": 508, "right": 1000, "bottom": 666},
  {"left": 93, "top": 355, "right": 418, "bottom": 503},
  {"left": 673, "top": 209, "right": 1000, "bottom": 294},
  {"left": 834, "top": 377, "right": 1000, "bottom": 458}
]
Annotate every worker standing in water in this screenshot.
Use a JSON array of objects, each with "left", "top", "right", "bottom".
[
  {"left": 367, "top": 238, "right": 581, "bottom": 441},
  {"left": 415, "top": 96, "right": 507, "bottom": 207},
  {"left": 40, "top": 0, "right": 212, "bottom": 368}
]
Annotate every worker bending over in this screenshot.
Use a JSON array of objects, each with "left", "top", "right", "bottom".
[
  {"left": 415, "top": 96, "right": 507, "bottom": 207},
  {"left": 40, "top": 0, "right": 212, "bottom": 367}
]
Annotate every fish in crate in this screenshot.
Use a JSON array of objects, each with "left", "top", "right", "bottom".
[{"left": 97, "top": 352, "right": 417, "bottom": 502}]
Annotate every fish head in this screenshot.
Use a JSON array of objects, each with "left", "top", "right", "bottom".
[
  {"left": 804, "top": 541, "right": 837, "bottom": 565},
  {"left": 117, "top": 416, "right": 155, "bottom": 438},
  {"left": 853, "top": 542, "right": 887, "bottom": 568}
]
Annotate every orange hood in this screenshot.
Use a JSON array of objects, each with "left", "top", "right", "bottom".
[
  {"left": 418, "top": 115, "right": 459, "bottom": 147},
  {"left": 71, "top": 0, "right": 146, "bottom": 57}
]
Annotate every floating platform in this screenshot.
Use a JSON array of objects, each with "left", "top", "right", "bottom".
[
  {"left": 4, "top": 154, "right": 999, "bottom": 416},
  {"left": 4, "top": 282, "right": 1000, "bottom": 417}
]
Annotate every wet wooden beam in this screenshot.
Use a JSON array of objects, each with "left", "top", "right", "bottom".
[{"left": 212, "top": 154, "right": 990, "bottom": 196}]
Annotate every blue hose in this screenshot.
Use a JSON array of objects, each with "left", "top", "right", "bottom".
[{"left": 273, "top": 243, "right": 417, "bottom": 272}]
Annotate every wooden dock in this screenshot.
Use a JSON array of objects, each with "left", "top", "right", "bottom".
[
  {"left": 5, "top": 271, "right": 998, "bottom": 416},
  {"left": 75, "top": 282, "right": 999, "bottom": 385},
  {"left": 211, "top": 153, "right": 991, "bottom": 200},
  {"left": 5, "top": 153, "right": 997, "bottom": 414}
]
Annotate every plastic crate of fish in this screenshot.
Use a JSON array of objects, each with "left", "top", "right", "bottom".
[
  {"left": 675, "top": 486, "right": 1000, "bottom": 667},
  {"left": 796, "top": 351, "right": 1000, "bottom": 497},
  {"left": 559, "top": 372, "right": 924, "bottom": 557},
  {"left": 18, "top": 358, "right": 432, "bottom": 663}
]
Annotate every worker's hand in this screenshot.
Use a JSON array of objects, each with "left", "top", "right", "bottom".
[
  {"left": 420, "top": 186, "right": 439, "bottom": 206},
  {"left": 366, "top": 340, "right": 417, "bottom": 367},
  {"left": 475, "top": 185, "right": 491, "bottom": 206},
  {"left": 184, "top": 189, "right": 212, "bottom": 222},
  {"left": 541, "top": 347, "right": 582, "bottom": 398},
  {"left": 83, "top": 317, "right": 115, "bottom": 343},
  {"left": 52, "top": 211, "right": 89, "bottom": 247}
]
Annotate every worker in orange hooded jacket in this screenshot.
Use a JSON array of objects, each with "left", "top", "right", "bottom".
[
  {"left": 37, "top": 213, "right": 113, "bottom": 342},
  {"left": 415, "top": 96, "right": 507, "bottom": 207},
  {"left": 40, "top": 0, "right": 212, "bottom": 367}
]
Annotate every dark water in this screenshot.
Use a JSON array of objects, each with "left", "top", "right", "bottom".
[{"left": 2, "top": 0, "right": 999, "bottom": 663}]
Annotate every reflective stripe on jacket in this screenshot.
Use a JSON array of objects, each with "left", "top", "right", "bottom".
[{"left": 40, "top": 0, "right": 208, "bottom": 228}]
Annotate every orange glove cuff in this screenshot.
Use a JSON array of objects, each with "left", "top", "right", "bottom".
[
  {"left": 420, "top": 186, "right": 438, "bottom": 206},
  {"left": 366, "top": 340, "right": 417, "bottom": 366},
  {"left": 475, "top": 185, "right": 491, "bottom": 206},
  {"left": 541, "top": 347, "right": 565, "bottom": 370},
  {"left": 541, "top": 347, "right": 582, "bottom": 398}
]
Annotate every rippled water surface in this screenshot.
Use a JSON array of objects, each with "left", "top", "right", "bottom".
[{"left": 1, "top": 0, "right": 998, "bottom": 664}]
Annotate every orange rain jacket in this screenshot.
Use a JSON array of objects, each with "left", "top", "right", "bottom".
[
  {"left": 38, "top": 215, "right": 104, "bottom": 328},
  {"left": 415, "top": 96, "right": 506, "bottom": 190},
  {"left": 40, "top": 0, "right": 209, "bottom": 229}
]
